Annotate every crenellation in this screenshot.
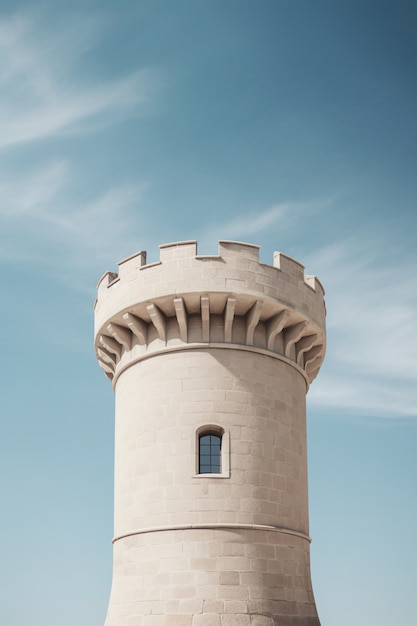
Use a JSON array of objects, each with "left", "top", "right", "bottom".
[
  {"left": 159, "top": 240, "right": 198, "bottom": 260},
  {"left": 119, "top": 250, "right": 147, "bottom": 274},
  {"left": 97, "top": 270, "right": 119, "bottom": 291},
  {"left": 273, "top": 253, "right": 310, "bottom": 289},
  {"left": 304, "top": 275, "right": 324, "bottom": 297},
  {"left": 98, "top": 243, "right": 323, "bottom": 299},
  {"left": 218, "top": 240, "right": 260, "bottom": 259},
  {"left": 94, "top": 242, "right": 326, "bottom": 360}
]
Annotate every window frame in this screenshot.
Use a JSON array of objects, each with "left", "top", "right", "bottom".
[
  {"left": 198, "top": 431, "right": 222, "bottom": 474},
  {"left": 194, "top": 424, "right": 230, "bottom": 478}
]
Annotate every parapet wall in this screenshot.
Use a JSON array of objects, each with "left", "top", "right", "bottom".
[{"left": 94, "top": 240, "right": 326, "bottom": 387}]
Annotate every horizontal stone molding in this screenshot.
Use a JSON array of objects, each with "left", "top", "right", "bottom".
[
  {"left": 112, "top": 522, "right": 312, "bottom": 544},
  {"left": 111, "top": 342, "right": 310, "bottom": 388}
]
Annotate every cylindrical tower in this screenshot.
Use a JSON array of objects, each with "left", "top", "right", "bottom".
[{"left": 94, "top": 240, "right": 326, "bottom": 626}]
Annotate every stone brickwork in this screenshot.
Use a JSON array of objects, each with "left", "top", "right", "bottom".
[
  {"left": 94, "top": 240, "right": 326, "bottom": 626},
  {"left": 106, "top": 528, "right": 317, "bottom": 626}
]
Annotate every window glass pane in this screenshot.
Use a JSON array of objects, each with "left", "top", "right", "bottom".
[{"left": 199, "top": 431, "right": 222, "bottom": 474}]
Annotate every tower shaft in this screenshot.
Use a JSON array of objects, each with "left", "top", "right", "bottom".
[{"left": 94, "top": 240, "right": 326, "bottom": 626}]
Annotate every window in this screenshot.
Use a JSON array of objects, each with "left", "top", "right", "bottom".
[
  {"left": 194, "top": 425, "right": 230, "bottom": 478},
  {"left": 199, "top": 432, "right": 222, "bottom": 474}
]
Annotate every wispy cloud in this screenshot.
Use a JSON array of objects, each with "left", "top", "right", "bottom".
[
  {"left": 220, "top": 204, "right": 291, "bottom": 238},
  {"left": 0, "top": 161, "right": 69, "bottom": 218},
  {"left": 306, "top": 240, "right": 417, "bottom": 418},
  {"left": 0, "top": 10, "right": 155, "bottom": 277},
  {"left": 309, "top": 371, "right": 416, "bottom": 418},
  {"left": 197, "top": 202, "right": 320, "bottom": 253},
  {"left": 208, "top": 200, "right": 332, "bottom": 243},
  {"left": 0, "top": 13, "right": 151, "bottom": 148},
  {"left": 0, "top": 159, "right": 146, "bottom": 272}
]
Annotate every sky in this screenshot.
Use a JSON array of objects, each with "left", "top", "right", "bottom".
[{"left": 0, "top": 1, "right": 416, "bottom": 625}]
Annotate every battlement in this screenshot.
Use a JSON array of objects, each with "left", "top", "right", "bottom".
[
  {"left": 94, "top": 240, "right": 326, "bottom": 387},
  {"left": 97, "top": 240, "right": 324, "bottom": 296}
]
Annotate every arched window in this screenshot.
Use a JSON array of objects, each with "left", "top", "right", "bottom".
[
  {"left": 194, "top": 425, "right": 229, "bottom": 478},
  {"left": 199, "top": 431, "right": 222, "bottom": 474}
]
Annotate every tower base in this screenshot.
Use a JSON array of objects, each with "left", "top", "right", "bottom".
[{"left": 104, "top": 527, "right": 320, "bottom": 626}]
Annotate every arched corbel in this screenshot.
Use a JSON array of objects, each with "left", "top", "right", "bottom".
[
  {"left": 201, "top": 296, "right": 210, "bottom": 342},
  {"left": 284, "top": 321, "right": 307, "bottom": 358},
  {"left": 224, "top": 296, "right": 236, "bottom": 343},
  {"left": 122, "top": 312, "right": 148, "bottom": 345},
  {"left": 147, "top": 303, "right": 167, "bottom": 342},
  {"left": 107, "top": 323, "right": 132, "bottom": 351},
  {"left": 266, "top": 309, "right": 290, "bottom": 351},
  {"left": 174, "top": 297, "right": 188, "bottom": 343},
  {"left": 296, "top": 334, "right": 318, "bottom": 366},
  {"left": 99, "top": 335, "right": 122, "bottom": 360},
  {"left": 246, "top": 300, "right": 263, "bottom": 346}
]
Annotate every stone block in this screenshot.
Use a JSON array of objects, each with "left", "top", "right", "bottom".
[
  {"left": 193, "top": 615, "right": 221, "bottom": 626},
  {"left": 219, "top": 571, "right": 240, "bottom": 585},
  {"left": 220, "top": 615, "right": 251, "bottom": 626},
  {"left": 166, "top": 616, "right": 193, "bottom": 626}
]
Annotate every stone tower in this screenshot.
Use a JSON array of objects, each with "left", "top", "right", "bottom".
[{"left": 94, "top": 240, "right": 326, "bottom": 626}]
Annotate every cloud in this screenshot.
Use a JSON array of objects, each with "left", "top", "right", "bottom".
[
  {"left": 0, "top": 12, "right": 151, "bottom": 148},
  {"left": 0, "top": 10, "right": 155, "bottom": 278},
  {"left": 0, "top": 159, "right": 146, "bottom": 274},
  {"left": 220, "top": 204, "right": 291, "bottom": 238},
  {"left": 0, "top": 161, "right": 69, "bottom": 218},
  {"left": 305, "top": 240, "right": 417, "bottom": 418},
  {"left": 309, "top": 372, "right": 416, "bottom": 418},
  {"left": 197, "top": 202, "right": 324, "bottom": 253},
  {"left": 210, "top": 199, "right": 333, "bottom": 243}
]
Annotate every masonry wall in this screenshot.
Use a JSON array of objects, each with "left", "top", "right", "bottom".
[
  {"left": 106, "top": 529, "right": 318, "bottom": 626},
  {"left": 104, "top": 348, "right": 319, "bottom": 626}
]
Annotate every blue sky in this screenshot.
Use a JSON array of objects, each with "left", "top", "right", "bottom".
[{"left": 0, "top": 1, "right": 416, "bottom": 625}]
